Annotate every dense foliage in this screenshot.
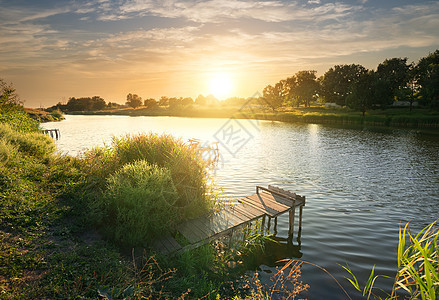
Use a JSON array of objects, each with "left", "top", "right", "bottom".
[{"left": 262, "top": 49, "right": 439, "bottom": 113}]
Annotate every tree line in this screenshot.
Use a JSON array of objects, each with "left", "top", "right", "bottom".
[
  {"left": 262, "top": 50, "right": 438, "bottom": 115},
  {"left": 45, "top": 49, "right": 438, "bottom": 114}
]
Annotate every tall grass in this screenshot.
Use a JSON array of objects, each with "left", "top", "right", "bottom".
[
  {"left": 344, "top": 220, "right": 438, "bottom": 299},
  {"left": 74, "top": 132, "right": 213, "bottom": 247},
  {"left": 0, "top": 123, "right": 54, "bottom": 161},
  {"left": 100, "top": 160, "right": 179, "bottom": 246}
]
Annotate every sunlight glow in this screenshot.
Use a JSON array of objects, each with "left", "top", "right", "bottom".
[{"left": 209, "top": 73, "right": 234, "bottom": 100}]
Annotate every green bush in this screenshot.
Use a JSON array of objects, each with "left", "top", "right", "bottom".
[{"left": 100, "top": 160, "right": 178, "bottom": 247}]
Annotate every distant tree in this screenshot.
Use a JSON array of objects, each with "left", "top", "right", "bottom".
[
  {"left": 91, "top": 96, "right": 106, "bottom": 110},
  {"left": 195, "top": 94, "right": 206, "bottom": 106},
  {"left": 346, "top": 71, "right": 375, "bottom": 116},
  {"left": 107, "top": 102, "right": 122, "bottom": 109},
  {"left": 144, "top": 98, "right": 157, "bottom": 109},
  {"left": 159, "top": 96, "right": 169, "bottom": 106},
  {"left": 126, "top": 93, "right": 142, "bottom": 109},
  {"left": 282, "top": 76, "right": 298, "bottom": 106},
  {"left": 415, "top": 49, "right": 439, "bottom": 108},
  {"left": 262, "top": 83, "right": 284, "bottom": 111},
  {"left": 0, "top": 79, "right": 23, "bottom": 112},
  {"left": 223, "top": 97, "right": 247, "bottom": 107},
  {"left": 168, "top": 97, "right": 180, "bottom": 109},
  {"left": 181, "top": 97, "right": 194, "bottom": 106},
  {"left": 65, "top": 96, "right": 106, "bottom": 111},
  {"left": 295, "top": 70, "right": 320, "bottom": 107},
  {"left": 375, "top": 57, "right": 412, "bottom": 105},
  {"left": 321, "top": 64, "right": 367, "bottom": 106}
]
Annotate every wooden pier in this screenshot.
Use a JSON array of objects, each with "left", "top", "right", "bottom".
[
  {"left": 42, "top": 129, "right": 60, "bottom": 140},
  {"left": 152, "top": 185, "right": 305, "bottom": 255}
]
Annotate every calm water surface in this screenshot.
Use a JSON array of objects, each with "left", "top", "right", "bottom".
[{"left": 42, "top": 115, "right": 439, "bottom": 299}]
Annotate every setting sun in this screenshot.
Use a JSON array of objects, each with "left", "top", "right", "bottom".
[{"left": 209, "top": 73, "right": 234, "bottom": 100}]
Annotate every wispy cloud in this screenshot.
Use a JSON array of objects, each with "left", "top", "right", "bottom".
[{"left": 109, "top": 0, "right": 360, "bottom": 23}]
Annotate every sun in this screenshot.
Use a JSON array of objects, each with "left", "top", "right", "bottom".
[{"left": 209, "top": 73, "right": 234, "bottom": 100}]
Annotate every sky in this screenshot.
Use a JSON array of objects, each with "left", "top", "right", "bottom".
[{"left": 1, "top": 0, "right": 438, "bottom": 108}]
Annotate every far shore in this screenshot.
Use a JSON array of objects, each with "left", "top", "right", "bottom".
[{"left": 62, "top": 105, "right": 439, "bottom": 129}]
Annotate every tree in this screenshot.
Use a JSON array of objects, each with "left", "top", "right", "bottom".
[
  {"left": 159, "top": 96, "right": 169, "bottom": 106},
  {"left": 415, "top": 49, "right": 439, "bottom": 108},
  {"left": 126, "top": 93, "right": 142, "bottom": 109},
  {"left": 195, "top": 95, "right": 206, "bottom": 106},
  {"left": 375, "top": 57, "right": 412, "bottom": 105},
  {"left": 295, "top": 70, "right": 320, "bottom": 107},
  {"left": 91, "top": 96, "right": 106, "bottom": 110},
  {"left": 282, "top": 76, "right": 298, "bottom": 106},
  {"left": 262, "top": 83, "right": 284, "bottom": 111},
  {"left": 346, "top": 71, "right": 375, "bottom": 116},
  {"left": 0, "top": 79, "right": 23, "bottom": 112},
  {"left": 65, "top": 96, "right": 106, "bottom": 111},
  {"left": 181, "top": 97, "right": 194, "bottom": 106},
  {"left": 321, "top": 64, "right": 367, "bottom": 106},
  {"left": 144, "top": 98, "right": 157, "bottom": 109}
]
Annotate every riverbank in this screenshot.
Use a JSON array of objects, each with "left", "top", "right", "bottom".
[
  {"left": 25, "top": 107, "right": 64, "bottom": 122},
  {"left": 66, "top": 105, "right": 439, "bottom": 129}
]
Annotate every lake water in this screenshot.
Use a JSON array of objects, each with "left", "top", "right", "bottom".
[{"left": 41, "top": 115, "right": 439, "bottom": 299}]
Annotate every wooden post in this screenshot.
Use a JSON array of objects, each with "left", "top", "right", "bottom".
[
  {"left": 267, "top": 216, "right": 271, "bottom": 234},
  {"left": 274, "top": 217, "right": 278, "bottom": 234},
  {"left": 289, "top": 207, "right": 296, "bottom": 236},
  {"left": 261, "top": 215, "right": 266, "bottom": 234},
  {"left": 298, "top": 205, "right": 303, "bottom": 230}
]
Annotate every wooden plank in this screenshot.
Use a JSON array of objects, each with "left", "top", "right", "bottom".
[
  {"left": 205, "top": 213, "right": 235, "bottom": 234},
  {"left": 257, "top": 192, "right": 291, "bottom": 211},
  {"left": 151, "top": 239, "right": 167, "bottom": 254},
  {"left": 151, "top": 235, "right": 181, "bottom": 255},
  {"left": 245, "top": 194, "right": 285, "bottom": 215},
  {"left": 179, "top": 220, "right": 207, "bottom": 244},
  {"left": 238, "top": 201, "right": 267, "bottom": 218},
  {"left": 232, "top": 205, "right": 261, "bottom": 220},
  {"left": 246, "top": 194, "right": 286, "bottom": 212},
  {"left": 240, "top": 196, "right": 280, "bottom": 217},
  {"left": 166, "top": 236, "right": 182, "bottom": 252},
  {"left": 260, "top": 190, "right": 295, "bottom": 207},
  {"left": 219, "top": 210, "right": 245, "bottom": 228},
  {"left": 161, "top": 236, "right": 182, "bottom": 253},
  {"left": 190, "top": 218, "right": 213, "bottom": 240},
  {"left": 226, "top": 209, "right": 251, "bottom": 223}
]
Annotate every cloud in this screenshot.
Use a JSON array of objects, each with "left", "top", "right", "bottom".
[{"left": 111, "top": 0, "right": 360, "bottom": 23}]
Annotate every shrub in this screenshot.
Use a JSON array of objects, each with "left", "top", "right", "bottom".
[{"left": 100, "top": 160, "right": 178, "bottom": 247}]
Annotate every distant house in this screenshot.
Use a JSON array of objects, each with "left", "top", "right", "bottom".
[
  {"left": 392, "top": 101, "right": 418, "bottom": 107},
  {"left": 325, "top": 102, "right": 341, "bottom": 108}
]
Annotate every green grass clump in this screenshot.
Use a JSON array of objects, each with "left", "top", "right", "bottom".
[
  {"left": 112, "top": 133, "right": 209, "bottom": 213},
  {"left": 344, "top": 220, "right": 439, "bottom": 299},
  {"left": 99, "top": 160, "right": 178, "bottom": 246},
  {"left": 78, "top": 132, "right": 212, "bottom": 245}
]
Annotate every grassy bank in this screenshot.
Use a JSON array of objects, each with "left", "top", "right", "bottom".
[
  {"left": 67, "top": 105, "right": 439, "bottom": 129},
  {"left": 25, "top": 108, "right": 64, "bottom": 123}
]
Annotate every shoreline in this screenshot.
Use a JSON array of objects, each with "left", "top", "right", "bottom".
[{"left": 63, "top": 106, "right": 439, "bottom": 130}]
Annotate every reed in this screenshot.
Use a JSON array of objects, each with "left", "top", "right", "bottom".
[{"left": 344, "top": 220, "right": 438, "bottom": 299}]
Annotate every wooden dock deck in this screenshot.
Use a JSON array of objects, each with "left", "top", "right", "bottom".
[{"left": 152, "top": 185, "right": 305, "bottom": 255}]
